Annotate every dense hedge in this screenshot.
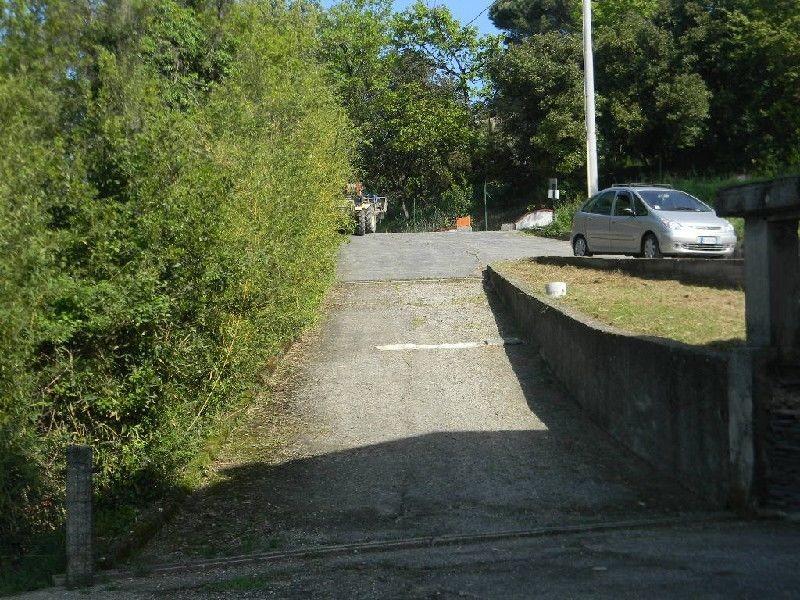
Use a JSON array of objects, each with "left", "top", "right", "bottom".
[{"left": 0, "top": 0, "right": 351, "bottom": 558}]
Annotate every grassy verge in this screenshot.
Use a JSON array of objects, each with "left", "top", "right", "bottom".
[{"left": 495, "top": 261, "right": 745, "bottom": 348}]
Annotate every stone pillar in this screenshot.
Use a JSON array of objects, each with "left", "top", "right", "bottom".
[
  {"left": 767, "top": 219, "right": 800, "bottom": 361},
  {"left": 744, "top": 217, "right": 800, "bottom": 361},
  {"left": 66, "top": 445, "right": 93, "bottom": 588},
  {"left": 744, "top": 218, "right": 771, "bottom": 347}
]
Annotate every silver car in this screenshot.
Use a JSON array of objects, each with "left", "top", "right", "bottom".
[{"left": 570, "top": 185, "right": 737, "bottom": 258}]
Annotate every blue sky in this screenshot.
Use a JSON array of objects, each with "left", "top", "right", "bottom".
[{"left": 320, "top": 1, "right": 499, "bottom": 36}]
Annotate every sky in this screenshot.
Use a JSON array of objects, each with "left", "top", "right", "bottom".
[{"left": 320, "top": 1, "right": 500, "bottom": 36}]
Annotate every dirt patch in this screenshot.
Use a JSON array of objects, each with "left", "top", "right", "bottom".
[{"left": 496, "top": 260, "right": 745, "bottom": 348}]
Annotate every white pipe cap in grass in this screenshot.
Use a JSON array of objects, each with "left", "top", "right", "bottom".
[{"left": 545, "top": 282, "right": 567, "bottom": 298}]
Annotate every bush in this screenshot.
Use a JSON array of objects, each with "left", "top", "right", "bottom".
[
  {"left": 0, "top": 0, "right": 352, "bottom": 575},
  {"left": 388, "top": 182, "right": 476, "bottom": 232}
]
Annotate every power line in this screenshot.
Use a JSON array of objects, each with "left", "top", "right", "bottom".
[
  {"left": 465, "top": 2, "right": 492, "bottom": 27},
  {"left": 424, "top": 0, "right": 492, "bottom": 28}
]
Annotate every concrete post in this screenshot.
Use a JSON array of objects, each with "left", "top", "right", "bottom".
[
  {"left": 582, "top": 0, "right": 599, "bottom": 197},
  {"left": 66, "top": 445, "right": 93, "bottom": 588}
]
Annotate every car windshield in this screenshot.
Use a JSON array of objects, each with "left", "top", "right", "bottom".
[{"left": 638, "top": 190, "right": 712, "bottom": 212}]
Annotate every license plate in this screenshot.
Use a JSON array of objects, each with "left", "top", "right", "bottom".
[{"left": 698, "top": 236, "right": 718, "bottom": 245}]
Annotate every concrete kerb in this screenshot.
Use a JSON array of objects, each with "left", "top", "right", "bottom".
[
  {"left": 83, "top": 513, "right": 736, "bottom": 585},
  {"left": 486, "top": 265, "right": 755, "bottom": 510},
  {"left": 530, "top": 256, "right": 744, "bottom": 289}
]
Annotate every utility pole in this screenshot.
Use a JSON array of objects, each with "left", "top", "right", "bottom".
[{"left": 583, "top": 0, "right": 599, "bottom": 197}]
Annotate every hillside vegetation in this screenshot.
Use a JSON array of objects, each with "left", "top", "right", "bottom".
[
  {"left": 322, "top": 0, "right": 800, "bottom": 228},
  {"left": 0, "top": 0, "right": 351, "bottom": 584}
]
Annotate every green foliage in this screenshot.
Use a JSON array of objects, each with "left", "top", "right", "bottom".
[
  {"left": 594, "top": 13, "right": 711, "bottom": 166},
  {"left": 486, "top": 31, "right": 586, "bottom": 191},
  {"left": 320, "top": 0, "right": 492, "bottom": 228},
  {"left": 673, "top": 0, "right": 800, "bottom": 171},
  {"left": 393, "top": 0, "right": 486, "bottom": 102},
  {"left": 490, "top": 0, "right": 577, "bottom": 37},
  {"left": 488, "top": 0, "right": 800, "bottom": 192},
  {"left": 531, "top": 198, "right": 585, "bottom": 238},
  {"left": 0, "top": 0, "right": 351, "bottom": 581}
]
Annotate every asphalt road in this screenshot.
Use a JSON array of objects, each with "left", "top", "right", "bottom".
[
  {"left": 23, "top": 231, "right": 800, "bottom": 599},
  {"left": 337, "top": 231, "right": 571, "bottom": 281}
]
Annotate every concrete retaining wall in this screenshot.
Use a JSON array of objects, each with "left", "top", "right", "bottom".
[
  {"left": 487, "top": 265, "right": 752, "bottom": 506},
  {"left": 532, "top": 256, "right": 744, "bottom": 290}
]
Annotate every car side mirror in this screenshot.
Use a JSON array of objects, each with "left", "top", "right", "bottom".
[{"left": 621, "top": 208, "right": 635, "bottom": 217}]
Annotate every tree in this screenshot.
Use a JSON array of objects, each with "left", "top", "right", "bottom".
[
  {"left": 671, "top": 0, "right": 800, "bottom": 171},
  {"left": 318, "top": 0, "right": 393, "bottom": 126},
  {"left": 320, "top": 0, "right": 491, "bottom": 226},
  {"left": 392, "top": 0, "right": 488, "bottom": 103},
  {"left": 594, "top": 12, "right": 710, "bottom": 170},
  {"left": 487, "top": 0, "right": 712, "bottom": 188},
  {"left": 486, "top": 31, "right": 586, "bottom": 190},
  {"left": 489, "top": 0, "right": 576, "bottom": 37}
]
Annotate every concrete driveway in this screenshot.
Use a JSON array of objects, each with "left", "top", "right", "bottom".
[{"left": 29, "top": 232, "right": 800, "bottom": 599}]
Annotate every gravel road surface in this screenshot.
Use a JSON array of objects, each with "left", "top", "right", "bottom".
[{"left": 21, "top": 232, "right": 799, "bottom": 599}]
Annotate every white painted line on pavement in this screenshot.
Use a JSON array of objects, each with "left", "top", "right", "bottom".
[{"left": 376, "top": 338, "right": 523, "bottom": 351}]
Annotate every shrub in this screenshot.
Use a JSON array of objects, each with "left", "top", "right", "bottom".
[{"left": 0, "top": 0, "right": 352, "bottom": 573}]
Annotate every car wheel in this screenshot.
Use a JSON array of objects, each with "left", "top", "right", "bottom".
[
  {"left": 573, "top": 236, "right": 592, "bottom": 257},
  {"left": 642, "top": 233, "right": 662, "bottom": 259}
]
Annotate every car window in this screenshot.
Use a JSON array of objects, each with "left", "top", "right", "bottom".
[
  {"left": 634, "top": 197, "right": 649, "bottom": 216},
  {"left": 638, "top": 190, "right": 712, "bottom": 212},
  {"left": 613, "top": 192, "right": 633, "bottom": 216},
  {"left": 581, "top": 197, "right": 597, "bottom": 213},
  {"left": 590, "top": 191, "right": 615, "bottom": 215}
]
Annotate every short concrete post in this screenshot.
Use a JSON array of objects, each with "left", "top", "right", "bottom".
[{"left": 66, "top": 445, "right": 93, "bottom": 588}]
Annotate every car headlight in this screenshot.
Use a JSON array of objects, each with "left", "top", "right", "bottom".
[
  {"left": 660, "top": 218, "right": 683, "bottom": 231},
  {"left": 722, "top": 221, "right": 735, "bottom": 232}
]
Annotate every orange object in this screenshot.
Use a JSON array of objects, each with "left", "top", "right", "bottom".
[{"left": 455, "top": 216, "right": 472, "bottom": 229}]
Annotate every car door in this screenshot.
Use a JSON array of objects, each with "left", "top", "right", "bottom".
[
  {"left": 610, "top": 191, "right": 640, "bottom": 253},
  {"left": 585, "top": 191, "right": 614, "bottom": 252}
]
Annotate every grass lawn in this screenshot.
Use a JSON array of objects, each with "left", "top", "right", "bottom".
[{"left": 495, "top": 261, "right": 745, "bottom": 348}]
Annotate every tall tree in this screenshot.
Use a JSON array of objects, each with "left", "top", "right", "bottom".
[
  {"left": 671, "top": 0, "right": 800, "bottom": 170},
  {"left": 392, "top": 0, "right": 487, "bottom": 103},
  {"left": 594, "top": 12, "right": 710, "bottom": 170},
  {"left": 486, "top": 31, "right": 585, "bottom": 190},
  {"left": 489, "top": 0, "right": 576, "bottom": 37},
  {"left": 320, "top": 0, "right": 490, "bottom": 226}
]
